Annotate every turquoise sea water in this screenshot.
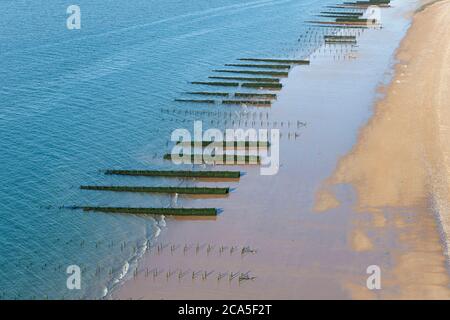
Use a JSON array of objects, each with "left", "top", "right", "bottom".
[{"left": 0, "top": 0, "right": 338, "bottom": 299}]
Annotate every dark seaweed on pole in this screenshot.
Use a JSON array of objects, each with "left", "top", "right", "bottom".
[
  {"left": 224, "top": 64, "right": 291, "bottom": 70},
  {"left": 241, "top": 82, "right": 282, "bottom": 90},
  {"left": 222, "top": 100, "right": 272, "bottom": 106},
  {"left": 77, "top": 207, "right": 218, "bottom": 216},
  {"left": 234, "top": 93, "right": 277, "bottom": 99},
  {"left": 186, "top": 92, "right": 230, "bottom": 97},
  {"left": 163, "top": 154, "right": 261, "bottom": 164},
  {"left": 104, "top": 170, "right": 241, "bottom": 178},
  {"left": 176, "top": 140, "right": 270, "bottom": 147},
  {"left": 238, "top": 58, "right": 310, "bottom": 65},
  {"left": 324, "top": 35, "right": 357, "bottom": 44},
  {"left": 213, "top": 69, "right": 288, "bottom": 77},
  {"left": 80, "top": 186, "right": 230, "bottom": 195},
  {"left": 320, "top": 11, "right": 363, "bottom": 16},
  {"left": 324, "top": 35, "right": 357, "bottom": 40},
  {"left": 306, "top": 20, "right": 369, "bottom": 27},
  {"left": 208, "top": 76, "right": 280, "bottom": 83},
  {"left": 174, "top": 99, "right": 216, "bottom": 104},
  {"left": 191, "top": 81, "right": 239, "bottom": 87}
]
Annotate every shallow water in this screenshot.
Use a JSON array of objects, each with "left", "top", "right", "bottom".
[
  {"left": 0, "top": 0, "right": 343, "bottom": 299},
  {"left": 114, "top": 0, "right": 434, "bottom": 299}
]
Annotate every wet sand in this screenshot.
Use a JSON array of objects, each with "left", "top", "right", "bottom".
[
  {"left": 316, "top": 0, "right": 450, "bottom": 299},
  {"left": 114, "top": 0, "right": 450, "bottom": 299}
]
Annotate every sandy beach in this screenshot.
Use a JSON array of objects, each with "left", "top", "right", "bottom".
[
  {"left": 316, "top": 0, "right": 450, "bottom": 299},
  {"left": 114, "top": 0, "right": 450, "bottom": 300}
]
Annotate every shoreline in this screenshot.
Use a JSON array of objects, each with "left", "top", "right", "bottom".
[
  {"left": 113, "top": 0, "right": 450, "bottom": 299},
  {"left": 316, "top": 0, "right": 450, "bottom": 299}
]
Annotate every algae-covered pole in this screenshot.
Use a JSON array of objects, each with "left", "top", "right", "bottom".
[
  {"left": 222, "top": 100, "right": 272, "bottom": 106},
  {"left": 78, "top": 207, "right": 218, "bottom": 216},
  {"left": 345, "top": 0, "right": 390, "bottom": 6},
  {"left": 174, "top": 99, "right": 215, "bottom": 104},
  {"left": 104, "top": 170, "right": 241, "bottom": 178},
  {"left": 80, "top": 186, "right": 230, "bottom": 195},
  {"left": 208, "top": 76, "right": 280, "bottom": 83},
  {"left": 164, "top": 154, "right": 261, "bottom": 164},
  {"left": 176, "top": 141, "right": 270, "bottom": 147},
  {"left": 241, "top": 82, "right": 282, "bottom": 90},
  {"left": 306, "top": 20, "right": 368, "bottom": 27},
  {"left": 320, "top": 11, "right": 363, "bottom": 16},
  {"left": 213, "top": 70, "right": 288, "bottom": 77},
  {"left": 234, "top": 93, "right": 277, "bottom": 99},
  {"left": 191, "top": 81, "right": 239, "bottom": 87},
  {"left": 186, "top": 92, "right": 230, "bottom": 97},
  {"left": 238, "top": 58, "right": 310, "bottom": 65},
  {"left": 324, "top": 35, "right": 357, "bottom": 40},
  {"left": 324, "top": 35, "right": 357, "bottom": 44},
  {"left": 335, "top": 17, "right": 373, "bottom": 23},
  {"left": 224, "top": 64, "right": 291, "bottom": 70},
  {"left": 105, "top": 170, "right": 240, "bottom": 178}
]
